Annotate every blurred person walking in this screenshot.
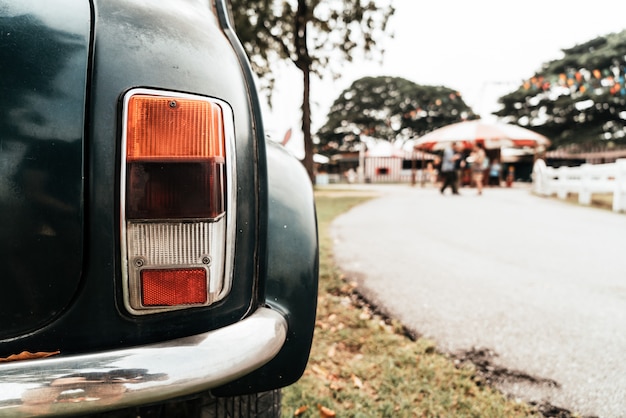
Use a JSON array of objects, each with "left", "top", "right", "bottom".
[
  {"left": 469, "top": 142, "right": 486, "bottom": 195},
  {"left": 489, "top": 158, "right": 502, "bottom": 186},
  {"left": 454, "top": 142, "right": 467, "bottom": 191},
  {"left": 440, "top": 142, "right": 459, "bottom": 195}
]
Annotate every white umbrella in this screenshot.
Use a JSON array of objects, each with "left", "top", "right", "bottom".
[
  {"left": 414, "top": 120, "right": 551, "bottom": 150},
  {"left": 313, "top": 154, "right": 329, "bottom": 164}
]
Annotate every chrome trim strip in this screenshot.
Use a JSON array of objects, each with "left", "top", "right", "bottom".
[{"left": 0, "top": 308, "right": 286, "bottom": 417}]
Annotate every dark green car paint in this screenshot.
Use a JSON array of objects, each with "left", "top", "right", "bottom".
[
  {"left": 0, "top": 1, "right": 89, "bottom": 339},
  {"left": 0, "top": 0, "right": 317, "bottom": 401}
]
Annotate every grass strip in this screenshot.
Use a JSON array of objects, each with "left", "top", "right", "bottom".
[{"left": 282, "top": 189, "right": 540, "bottom": 418}]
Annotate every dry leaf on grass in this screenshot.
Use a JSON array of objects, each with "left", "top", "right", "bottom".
[
  {"left": 317, "top": 404, "right": 336, "bottom": 417},
  {"left": 359, "top": 311, "right": 372, "bottom": 320},
  {"left": 329, "top": 380, "right": 343, "bottom": 391},
  {"left": 294, "top": 405, "right": 309, "bottom": 416},
  {"left": 351, "top": 373, "right": 364, "bottom": 389},
  {"left": 327, "top": 343, "right": 336, "bottom": 358},
  {"left": 311, "top": 364, "right": 329, "bottom": 379},
  {"left": 0, "top": 350, "right": 60, "bottom": 363},
  {"left": 327, "top": 372, "right": 344, "bottom": 391}
]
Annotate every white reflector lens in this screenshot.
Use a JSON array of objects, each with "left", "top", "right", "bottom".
[{"left": 127, "top": 222, "right": 212, "bottom": 265}]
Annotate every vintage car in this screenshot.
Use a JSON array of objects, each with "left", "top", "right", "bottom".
[{"left": 0, "top": 0, "right": 318, "bottom": 416}]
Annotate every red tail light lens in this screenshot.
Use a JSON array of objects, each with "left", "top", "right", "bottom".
[
  {"left": 126, "top": 161, "right": 224, "bottom": 219},
  {"left": 121, "top": 89, "right": 235, "bottom": 314},
  {"left": 141, "top": 269, "right": 208, "bottom": 306}
]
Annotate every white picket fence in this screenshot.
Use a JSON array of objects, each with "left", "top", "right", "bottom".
[{"left": 532, "top": 158, "right": 626, "bottom": 213}]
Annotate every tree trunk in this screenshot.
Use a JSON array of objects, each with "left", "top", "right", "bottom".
[
  {"left": 301, "top": 68, "right": 314, "bottom": 183},
  {"left": 295, "top": 0, "right": 314, "bottom": 184}
]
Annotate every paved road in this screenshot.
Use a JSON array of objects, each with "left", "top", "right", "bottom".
[{"left": 330, "top": 184, "right": 626, "bottom": 418}]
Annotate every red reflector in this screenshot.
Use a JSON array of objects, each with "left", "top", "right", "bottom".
[{"left": 141, "top": 269, "right": 207, "bottom": 306}]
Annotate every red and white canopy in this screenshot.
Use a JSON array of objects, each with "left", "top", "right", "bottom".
[{"left": 414, "top": 120, "right": 551, "bottom": 150}]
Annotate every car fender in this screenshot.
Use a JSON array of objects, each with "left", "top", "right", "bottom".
[{"left": 214, "top": 140, "right": 319, "bottom": 395}]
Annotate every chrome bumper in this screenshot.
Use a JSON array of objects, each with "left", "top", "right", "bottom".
[{"left": 0, "top": 308, "right": 287, "bottom": 417}]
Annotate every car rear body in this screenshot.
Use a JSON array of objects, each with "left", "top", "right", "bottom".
[{"left": 0, "top": 0, "right": 318, "bottom": 415}]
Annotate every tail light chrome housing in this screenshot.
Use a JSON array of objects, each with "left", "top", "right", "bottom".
[{"left": 120, "top": 89, "right": 236, "bottom": 315}]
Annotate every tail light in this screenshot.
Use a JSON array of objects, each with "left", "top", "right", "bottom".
[{"left": 121, "top": 89, "right": 236, "bottom": 314}]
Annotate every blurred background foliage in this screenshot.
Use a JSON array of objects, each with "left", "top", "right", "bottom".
[
  {"left": 316, "top": 76, "right": 476, "bottom": 154},
  {"left": 495, "top": 30, "right": 626, "bottom": 149}
]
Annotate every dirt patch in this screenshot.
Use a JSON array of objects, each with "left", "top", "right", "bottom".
[
  {"left": 531, "top": 401, "right": 592, "bottom": 418},
  {"left": 451, "top": 348, "right": 601, "bottom": 418},
  {"left": 452, "top": 347, "right": 559, "bottom": 388}
]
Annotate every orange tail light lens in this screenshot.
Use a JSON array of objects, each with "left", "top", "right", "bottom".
[
  {"left": 121, "top": 89, "right": 235, "bottom": 314},
  {"left": 126, "top": 95, "right": 225, "bottom": 160}
]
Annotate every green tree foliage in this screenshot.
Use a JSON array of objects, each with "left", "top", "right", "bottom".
[
  {"left": 316, "top": 76, "right": 477, "bottom": 154},
  {"left": 494, "top": 30, "right": 626, "bottom": 149},
  {"left": 228, "top": 0, "right": 394, "bottom": 181}
]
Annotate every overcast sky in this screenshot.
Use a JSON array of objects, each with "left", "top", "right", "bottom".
[{"left": 265, "top": 1, "right": 626, "bottom": 157}]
